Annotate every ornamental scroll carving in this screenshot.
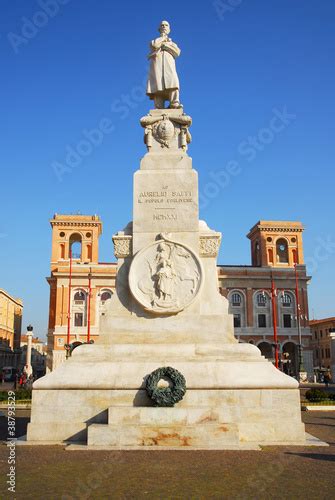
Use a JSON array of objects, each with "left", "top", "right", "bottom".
[
  {"left": 129, "top": 235, "right": 203, "bottom": 314},
  {"left": 199, "top": 234, "right": 221, "bottom": 257},
  {"left": 112, "top": 235, "right": 132, "bottom": 258}
]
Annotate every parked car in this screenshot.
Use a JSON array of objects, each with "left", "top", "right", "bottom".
[{"left": 2, "top": 366, "right": 17, "bottom": 382}]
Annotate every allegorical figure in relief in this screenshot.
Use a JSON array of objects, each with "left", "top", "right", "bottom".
[
  {"left": 146, "top": 20, "right": 182, "bottom": 109},
  {"left": 154, "top": 243, "right": 177, "bottom": 301}
]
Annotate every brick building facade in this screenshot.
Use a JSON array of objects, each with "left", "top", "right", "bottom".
[
  {"left": 0, "top": 288, "right": 23, "bottom": 370},
  {"left": 309, "top": 318, "right": 335, "bottom": 375}
]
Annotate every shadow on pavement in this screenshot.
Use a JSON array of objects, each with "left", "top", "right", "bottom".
[
  {"left": 0, "top": 411, "right": 30, "bottom": 440},
  {"left": 285, "top": 452, "right": 335, "bottom": 462}
]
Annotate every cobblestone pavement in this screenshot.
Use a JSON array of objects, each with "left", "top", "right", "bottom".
[{"left": 0, "top": 410, "right": 334, "bottom": 499}]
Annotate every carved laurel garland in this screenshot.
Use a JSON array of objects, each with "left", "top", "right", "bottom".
[{"left": 145, "top": 366, "right": 186, "bottom": 407}]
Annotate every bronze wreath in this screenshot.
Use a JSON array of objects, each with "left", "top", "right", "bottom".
[{"left": 145, "top": 366, "right": 186, "bottom": 407}]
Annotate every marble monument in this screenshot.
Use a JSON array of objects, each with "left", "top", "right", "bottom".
[{"left": 27, "top": 22, "right": 308, "bottom": 448}]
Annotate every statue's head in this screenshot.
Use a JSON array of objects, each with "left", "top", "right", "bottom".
[{"left": 159, "top": 20, "right": 170, "bottom": 36}]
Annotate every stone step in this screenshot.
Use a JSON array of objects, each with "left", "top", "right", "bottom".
[
  {"left": 86, "top": 406, "right": 305, "bottom": 448},
  {"left": 99, "top": 331, "right": 232, "bottom": 344},
  {"left": 72, "top": 342, "right": 264, "bottom": 361},
  {"left": 34, "top": 358, "right": 298, "bottom": 390},
  {"left": 87, "top": 422, "right": 239, "bottom": 448},
  {"left": 107, "top": 406, "right": 229, "bottom": 425}
]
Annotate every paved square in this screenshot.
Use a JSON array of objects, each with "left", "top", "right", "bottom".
[{"left": 0, "top": 410, "right": 334, "bottom": 499}]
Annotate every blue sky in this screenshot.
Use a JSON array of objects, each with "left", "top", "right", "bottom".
[{"left": 1, "top": 0, "right": 334, "bottom": 338}]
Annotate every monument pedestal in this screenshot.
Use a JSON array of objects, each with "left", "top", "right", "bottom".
[
  {"left": 27, "top": 107, "right": 308, "bottom": 448},
  {"left": 27, "top": 341, "right": 306, "bottom": 447}
]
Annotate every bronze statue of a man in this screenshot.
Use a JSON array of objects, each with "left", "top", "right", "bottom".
[{"left": 146, "top": 21, "right": 182, "bottom": 109}]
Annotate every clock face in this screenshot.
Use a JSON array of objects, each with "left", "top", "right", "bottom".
[{"left": 279, "top": 244, "right": 286, "bottom": 251}]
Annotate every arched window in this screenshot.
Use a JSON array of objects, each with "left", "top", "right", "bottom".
[
  {"left": 256, "top": 292, "right": 267, "bottom": 307},
  {"left": 72, "top": 289, "right": 87, "bottom": 327},
  {"left": 276, "top": 238, "right": 288, "bottom": 263},
  {"left": 281, "top": 292, "right": 292, "bottom": 307},
  {"left": 231, "top": 292, "right": 242, "bottom": 307},
  {"left": 74, "top": 290, "right": 86, "bottom": 303},
  {"left": 100, "top": 291, "right": 112, "bottom": 304},
  {"left": 228, "top": 290, "right": 246, "bottom": 329},
  {"left": 279, "top": 291, "right": 295, "bottom": 328},
  {"left": 254, "top": 291, "right": 271, "bottom": 328},
  {"left": 69, "top": 233, "right": 82, "bottom": 259}
]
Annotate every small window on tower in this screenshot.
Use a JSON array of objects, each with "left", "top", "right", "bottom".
[
  {"left": 60, "top": 243, "right": 65, "bottom": 259},
  {"left": 255, "top": 241, "right": 261, "bottom": 266},
  {"left": 276, "top": 238, "right": 289, "bottom": 263},
  {"left": 292, "top": 249, "right": 297, "bottom": 265},
  {"left": 69, "top": 233, "right": 82, "bottom": 259},
  {"left": 86, "top": 244, "right": 92, "bottom": 260}
]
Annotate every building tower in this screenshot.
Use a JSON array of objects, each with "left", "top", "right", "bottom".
[
  {"left": 50, "top": 213, "right": 102, "bottom": 268},
  {"left": 47, "top": 214, "right": 117, "bottom": 371},
  {"left": 247, "top": 220, "right": 304, "bottom": 267}
]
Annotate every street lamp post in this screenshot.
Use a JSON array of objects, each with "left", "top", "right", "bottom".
[
  {"left": 270, "top": 276, "right": 279, "bottom": 369},
  {"left": 87, "top": 272, "right": 92, "bottom": 343},
  {"left": 259, "top": 284, "right": 279, "bottom": 369},
  {"left": 66, "top": 247, "right": 73, "bottom": 347},
  {"left": 25, "top": 324, "right": 33, "bottom": 378}
]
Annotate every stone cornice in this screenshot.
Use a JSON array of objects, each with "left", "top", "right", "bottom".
[
  {"left": 257, "top": 227, "right": 303, "bottom": 233},
  {"left": 247, "top": 221, "right": 304, "bottom": 239},
  {"left": 0, "top": 289, "right": 23, "bottom": 307},
  {"left": 50, "top": 221, "right": 101, "bottom": 228}
]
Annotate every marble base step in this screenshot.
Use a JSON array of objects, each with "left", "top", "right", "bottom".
[
  {"left": 107, "top": 406, "right": 231, "bottom": 426},
  {"left": 88, "top": 423, "right": 239, "bottom": 448},
  {"left": 34, "top": 358, "right": 297, "bottom": 390},
  {"left": 71, "top": 343, "right": 264, "bottom": 362},
  {"left": 88, "top": 407, "right": 240, "bottom": 448},
  {"left": 87, "top": 406, "right": 306, "bottom": 448},
  {"left": 27, "top": 389, "right": 306, "bottom": 443}
]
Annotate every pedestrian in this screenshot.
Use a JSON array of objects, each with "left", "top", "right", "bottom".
[{"left": 324, "top": 369, "right": 331, "bottom": 388}]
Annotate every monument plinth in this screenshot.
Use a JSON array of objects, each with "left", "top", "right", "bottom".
[{"left": 27, "top": 22, "right": 308, "bottom": 448}]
